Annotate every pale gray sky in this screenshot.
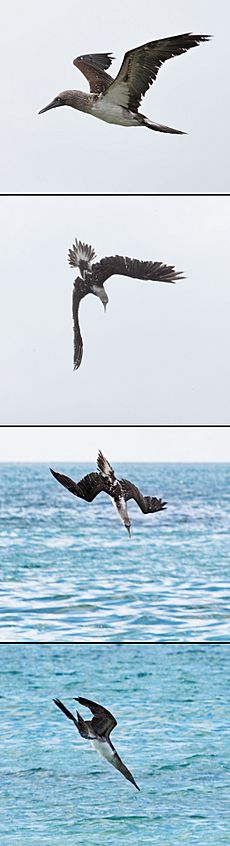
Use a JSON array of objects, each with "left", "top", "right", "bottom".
[
  {"left": 0, "top": 426, "right": 229, "bottom": 463},
  {"left": 0, "top": 195, "right": 229, "bottom": 425},
  {"left": 0, "top": 0, "right": 229, "bottom": 193}
]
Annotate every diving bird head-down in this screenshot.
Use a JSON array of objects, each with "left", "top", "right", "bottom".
[
  {"left": 53, "top": 695, "right": 140, "bottom": 791},
  {"left": 50, "top": 449, "right": 167, "bottom": 536},
  {"left": 39, "top": 34, "right": 211, "bottom": 133},
  {"left": 68, "top": 237, "right": 185, "bottom": 370}
]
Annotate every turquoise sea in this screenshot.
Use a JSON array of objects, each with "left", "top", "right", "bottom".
[
  {"left": 0, "top": 462, "right": 230, "bottom": 641},
  {"left": 1, "top": 643, "right": 230, "bottom": 845}
]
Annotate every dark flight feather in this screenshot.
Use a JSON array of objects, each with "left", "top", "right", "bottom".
[
  {"left": 121, "top": 479, "right": 167, "bottom": 513},
  {"left": 75, "top": 696, "right": 117, "bottom": 738},
  {"left": 90, "top": 254, "right": 184, "bottom": 286},
  {"left": 104, "top": 34, "right": 211, "bottom": 112},
  {"left": 73, "top": 53, "right": 114, "bottom": 94},
  {"left": 50, "top": 468, "right": 107, "bottom": 501}
]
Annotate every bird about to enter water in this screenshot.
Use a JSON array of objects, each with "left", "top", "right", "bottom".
[
  {"left": 50, "top": 449, "right": 166, "bottom": 536},
  {"left": 53, "top": 695, "right": 140, "bottom": 791},
  {"left": 67, "top": 238, "right": 184, "bottom": 370},
  {"left": 39, "top": 33, "right": 211, "bottom": 134}
]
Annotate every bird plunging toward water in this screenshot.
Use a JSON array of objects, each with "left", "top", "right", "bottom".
[
  {"left": 50, "top": 450, "right": 166, "bottom": 536},
  {"left": 53, "top": 695, "right": 140, "bottom": 790},
  {"left": 67, "top": 238, "right": 184, "bottom": 370},
  {"left": 39, "top": 33, "right": 211, "bottom": 134}
]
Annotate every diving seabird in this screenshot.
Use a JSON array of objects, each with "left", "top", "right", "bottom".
[
  {"left": 53, "top": 695, "right": 140, "bottom": 791},
  {"left": 67, "top": 238, "right": 184, "bottom": 370},
  {"left": 39, "top": 33, "right": 211, "bottom": 133},
  {"left": 50, "top": 449, "right": 166, "bottom": 536}
]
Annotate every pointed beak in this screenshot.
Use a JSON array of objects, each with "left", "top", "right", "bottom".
[
  {"left": 38, "top": 98, "right": 62, "bottom": 115},
  {"left": 103, "top": 303, "right": 107, "bottom": 313},
  {"left": 126, "top": 525, "right": 131, "bottom": 537}
]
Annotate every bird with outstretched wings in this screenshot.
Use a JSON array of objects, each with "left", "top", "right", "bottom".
[
  {"left": 39, "top": 34, "right": 211, "bottom": 134},
  {"left": 50, "top": 449, "right": 166, "bottom": 536},
  {"left": 68, "top": 238, "right": 184, "bottom": 370}
]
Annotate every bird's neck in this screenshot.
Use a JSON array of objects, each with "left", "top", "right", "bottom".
[{"left": 66, "top": 91, "right": 98, "bottom": 113}]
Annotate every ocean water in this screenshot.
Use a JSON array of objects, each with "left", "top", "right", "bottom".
[
  {"left": 0, "top": 643, "right": 230, "bottom": 846},
  {"left": 0, "top": 462, "right": 230, "bottom": 641}
]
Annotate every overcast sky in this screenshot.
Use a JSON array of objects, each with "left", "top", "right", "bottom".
[
  {"left": 0, "top": 0, "right": 229, "bottom": 193},
  {"left": 0, "top": 426, "right": 229, "bottom": 462},
  {"left": 0, "top": 195, "right": 229, "bottom": 425}
]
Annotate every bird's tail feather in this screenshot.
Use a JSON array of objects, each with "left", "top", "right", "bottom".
[
  {"left": 68, "top": 239, "right": 96, "bottom": 268},
  {"left": 143, "top": 116, "right": 186, "bottom": 135}
]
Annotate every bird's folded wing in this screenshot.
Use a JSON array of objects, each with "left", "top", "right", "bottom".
[
  {"left": 102, "top": 33, "right": 210, "bottom": 110},
  {"left": 120, "top": 479, "right": 167, "bottom": 513},
  {"left": 91, "top": 255, "right": 184, "bottom": 285},
  {"left": 77, "top": 697, "right": 117, "bottom": 738},
  {"left": 50, "top": 469, "right": 106, "bottom": 502},
  {"left": 73, "top": 53, "right": 114, "bottom": 94}
]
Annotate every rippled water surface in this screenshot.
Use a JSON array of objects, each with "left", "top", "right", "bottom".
[
  {"left": 0, "top": 463, "right": 230, "bottom": 640},
  {"left": 1, "top": 643, "right": 230, "bottom": 846}
]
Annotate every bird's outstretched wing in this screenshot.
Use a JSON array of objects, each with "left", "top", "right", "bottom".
[
  {"left": 102, "top": 33, "right": 211, "bottom": 110},
  {"left": 75, "top": 697, "right": 117, "bottom": 739},
  {"left": 91, "top": 255, "right": 184, "bottom": 286},
  {"left": 120, "top": 479, "right": 167, "bottom": 514},
  {"left": 73, "top": 52, "right": 114, "bottom": 94},
  {"left": 50, "top": 468, "right": 107, "bottom": 501}
]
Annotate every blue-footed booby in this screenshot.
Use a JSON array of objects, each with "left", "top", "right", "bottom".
[
  {"left": 39, "top": 34, "right": 211, "bottom": 133},
  {"left": 67, "top": 238, "right": 184, "bottom": 370},
  {"left": 50, "top": 449, "right": 166, "bottom": 536},
  {"left": 53, "top": 695, "right": 140, "bottom": 791}
]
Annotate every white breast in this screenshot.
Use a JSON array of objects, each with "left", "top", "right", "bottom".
[
  {"left": 90, "top": 98, "right": 139, "bottom": 127},
  {"left": 91, "top": 738, "right": 115, "bottom": 764}
]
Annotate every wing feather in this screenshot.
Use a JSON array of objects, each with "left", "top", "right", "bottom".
[
  {"left": 50, "top": 468, "right": 106, "bottom": 502},
  {"left": 73, "top": 53, "right": 114, "bottom": 94},
  {"left": 102, "top": 34, "right": 211, "bottom": 110},
  {"left": 91, "top": 255, "right": 184, "bottom": 286},
  {"left": 72, "top": 278, "right": 89, "bottom": 371},
  {"left": 121, "top": 479, "right": 167, "bottom": 514},
  {"left": 76, "top": 697, "right": 117, "bottom": 738}
]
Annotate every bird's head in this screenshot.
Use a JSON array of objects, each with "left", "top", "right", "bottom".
[{"left": 38, "top": 90, "right": 79, "bottom": 114}]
